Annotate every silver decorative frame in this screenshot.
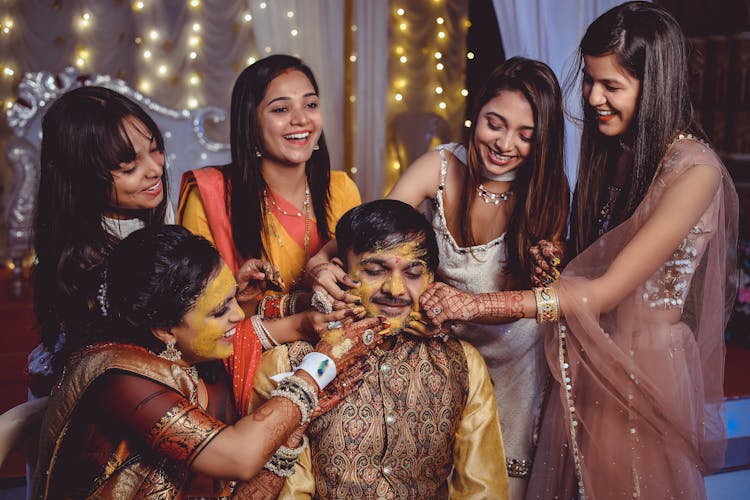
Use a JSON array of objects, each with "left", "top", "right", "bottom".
[{"left": 5, "top": 66, "right": 231, "bottom": 295}]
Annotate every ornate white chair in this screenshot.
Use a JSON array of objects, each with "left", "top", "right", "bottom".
[{"left": 5, "top": 67, "right": 231, "bottom": 295}]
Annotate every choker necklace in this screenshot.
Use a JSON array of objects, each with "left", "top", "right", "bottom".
[
  {"left": 477, "top": 184, "right": 513, "bottom": 205},
  {"left": 480, "top": 162, "right": 517, "bottom": 182}
]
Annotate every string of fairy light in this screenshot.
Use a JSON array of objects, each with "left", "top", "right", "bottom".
[
  {"left": 0, "top": 1, "right": 279, "bottom": 111},
  {"left": 383, "top": 1, "right": 470, "bottom": 193}
]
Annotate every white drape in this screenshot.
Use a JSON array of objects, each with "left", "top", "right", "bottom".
[
  {"left": 492, "top": 0, "right": 630, "bottom": 182},
  {"left": 246, "top": 0, "right": 346, "bottom": 172}
]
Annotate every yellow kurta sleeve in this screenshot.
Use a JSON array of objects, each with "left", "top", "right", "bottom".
[
  {"left": 178, "top": 184, "right": 216, "bottom": 246},
  {"left": 450, "top": 340, "right": 510, "bottom": 500},
  {"left": 326, "top": 171, "right": 361, "bottom": 233}
]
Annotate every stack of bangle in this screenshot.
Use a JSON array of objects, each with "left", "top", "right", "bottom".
[
  {"left": 287, "top": 290, "right": 305, "bottom": 316},
  {"left": 250, "top": 315, "right": 281, "bottom": 350},
  {"left": 533, "top": 286, "right": 560, "bottom": 323},
  {"left": 259, "top": 294, "right": 285, "bottom": 320},
  {"left": 270, "top": 375, "right": 319, "bottom": 425},
  {"left": 263, "top": 442, "right": 306, "bottom": 478}
]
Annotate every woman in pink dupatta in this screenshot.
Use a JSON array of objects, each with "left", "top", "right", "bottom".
[{"left": 420, "top": 2, "right": 738, "bottom": 498}]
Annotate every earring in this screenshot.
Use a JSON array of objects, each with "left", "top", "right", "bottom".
[
  {"left": 255, "top": 148, "right": 262, "bottom": 158},
  {"left": 312, "top": 144, "right": 320, "bottom": 151},
  {"left": 158, "top": 340, "right": 182, "bottom": 362}
]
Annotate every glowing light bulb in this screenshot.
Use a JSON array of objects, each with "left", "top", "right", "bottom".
[
  {"left": 143, "top": 49, "right": 152, "bottom": 60},
  {"left": 189, "top": 35, "right": 200, "bottom": 47},
  {"left": 247, "top": 56, "right": 256, "bottom": 65},
  {"left": 243, "top": 12, "right": 252, "bottom": 23},
  {"left": 351, "top": 24, "right": 358, "bottom": 32},
  {"left": 349, "top": 54, "right": 357, "bottom": 62},
  {"left": 75, "top": 58, "right": 85, "bottom": 67},
  {"left": 157, "top": 64, "right": 168, "bottom": 76},
  {"left": 394, "top": 93, "right": 403, "bottom": 102},
  {"left": 399, "top": 23, "right": 407, "bottom": 31},
  {"left": 436, "top": 62, "right": 444, "bottom": 71},
  {"left": 264, "top": 46, "right": 272, "bottom": 54},
  {"left": 350, "top": 167, "right": 358, "bottom": 174},
  {"left": 438, "top": 31, "right": 446, "bottom": 39},
  {"left": 189, "top": 0, "right": 200, "bottom": 7},
  {"left": 149, "top": 29, "right": 159, "bottom": 40},
  {"left": 259, "top": 2, "right": 267, "bottom": 8},
  {"left": 189, "top": 74, "right": 200, "bottom": 85},
  {"left": 2, "top": 67, "right": 14, "bottom": 77},
  {"left": 438, "top": 101, "right": 447, "bottom": 109},
  {"left": 461, "top": 88, "right": 468, "bottom": 96},
  {"left": 290, "top": 29, "right": 298, "bottom": 36},
  {"left": 392, "top": 161, "right": 401, "bottom": 171},
  {"left": 189, "top": 51, "right": 198, "bottom": 59},
  {"left": 434, "top": 51, "right": 442, "bottom": 59},
  {"left": 399, "top": 55, "right": 407, "bottom": 64},
  {"left": 396, "top": 8, "right": 405, "bottom": 16},
  {"left": 187, "top": 97, "right": 199, "bottom": 108},
  {"left": 395, "top": 46, "right": 404, "bottom": 55},
  {"left": 192, "top": 23, "right": 201, "bottom": 32},
  {"left": 134, "top": 1, "right": 145, "bottom": 11},
  {"left": 436, "top": 17, "right": 444, "bottom": 24},
  {"left": 464, "top": 120, "right": 472, "bottom": 128},
  {"left": 349, "top": 95, "right": 356, "bottom": 103},
  {"left": 435, "top": 86, "right": 443, "bottom": 94},
  {"left": 287, "top": 11, "right": 294, "bottom": 18},
  {"left": 140, "top": 79, "right": 152, "bottom": 92},
  {"left": 467, "top": 51, "right": 475, "bottom": 60},
  {"left": 79, "top": 12, "right": 92, "bottom": 28}
]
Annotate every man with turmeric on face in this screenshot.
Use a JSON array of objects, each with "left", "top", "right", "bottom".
[{"left": 281, "top": 199, "right": 509, "bottom": 499}]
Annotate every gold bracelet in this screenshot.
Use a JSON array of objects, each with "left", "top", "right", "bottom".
[{"left": 533, "top": 286, "right": 560, "bottom": 323}]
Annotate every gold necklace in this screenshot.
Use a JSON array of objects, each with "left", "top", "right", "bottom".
[{"left": 264, "top": 186, "right": 311, "bottom": 287}]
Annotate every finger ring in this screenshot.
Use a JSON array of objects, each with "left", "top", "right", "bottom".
[
  {"left": 327, "top": 320, "right": 342, "bottom": 331},
  {"left": 432, "top": 306, "right": 442, "bottom": 315},
  {"left": 362, "top": 328, "right": 375, "bottom": 346},
  {"left": 312, "top": 290, "right": 333, "bottom": 314}
]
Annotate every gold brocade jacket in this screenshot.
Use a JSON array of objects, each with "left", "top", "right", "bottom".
[
  {"left": 253, "top": 336, "right": 509, "bottom": 500},
  {"left": 31, "top": 343, "right": 222, "bottom": 499}
]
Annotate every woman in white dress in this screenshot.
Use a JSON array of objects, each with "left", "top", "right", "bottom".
[{"left": 308, "top": 57, "right": 570, "bottom": 499}]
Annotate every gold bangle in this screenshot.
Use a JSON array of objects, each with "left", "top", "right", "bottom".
[{"left": 533, "top": 286, "right": 560, "bottom": 323}]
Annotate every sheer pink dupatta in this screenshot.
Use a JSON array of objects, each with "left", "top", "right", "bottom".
[{"left": 527, "top": 140, "right": 738, "bottom": 499}]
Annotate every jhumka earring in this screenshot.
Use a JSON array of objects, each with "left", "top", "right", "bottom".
[{"left": 158, "top": 340, "right": 182, "bottom": 362}]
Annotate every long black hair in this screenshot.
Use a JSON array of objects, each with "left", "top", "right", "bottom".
[
  {"left": 570, "top": 1, "right": 703, "bottom": 255},
  {"left": 34, "top": 86, "right": 167, "bottom": 368},
  {"left": 225, "top": 54, "right": 332, "bottom": 261},
  {"left": 464, "top": 57, "right": 569, "bottom": 288}
]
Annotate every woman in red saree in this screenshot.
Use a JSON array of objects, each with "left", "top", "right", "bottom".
[
  {"left": 420, "top": 3, "right": 738, "bottom": 498},
  {"left": 31, "top": 225, "right": 388, "bottom": 498}
]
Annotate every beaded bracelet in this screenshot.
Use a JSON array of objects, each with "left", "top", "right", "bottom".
[
  {"left": 263, "top": 455, "right": 297, "bottom": 478},
  {"left": 533, "top": 286, "right": 560, "bottom": 323},
  {"left": 270, "top": 375, "right": 319, "bottom": 425}
]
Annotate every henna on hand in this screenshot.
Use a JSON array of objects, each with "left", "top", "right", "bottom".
[
  {"left": 314, "top": 316, "right": 389, "bottom": 371},
  {"left": 312, "top": 363, "right": 368, "bottom": 419},
  {"left": 529, "top": 239, "right": 565, "bottom": 286},
  {"left": 232, "top": 469, "right": 286, "bottom": 499}
]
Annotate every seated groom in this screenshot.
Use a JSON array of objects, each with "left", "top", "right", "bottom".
[{"left": 262, "top": 199, "right": 509, "bottom": 499}]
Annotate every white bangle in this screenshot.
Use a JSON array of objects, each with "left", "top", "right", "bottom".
[
  {"left": 295, "top": 352, "right": 337, "bottom": 390},
  {"left": 250, "top": 315, "right": 280, "bottom": 350}
]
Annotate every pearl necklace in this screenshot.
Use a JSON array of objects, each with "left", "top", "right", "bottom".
[{"left": 477, "top": 184, "right": 513, "bottom": 205}]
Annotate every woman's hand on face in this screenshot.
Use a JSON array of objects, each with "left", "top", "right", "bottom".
[
  {"left": 314, "top": 316, "right": 390, "bottom": 372},
  {"left": 529, "top": 239, "right": 564, "bottom": 287},
  {"left": 308, "top": 257, "right": 361, "bottom": 308},
  {"left": 300, "top": 306, "right": 366, "bottom": 341},
  {"left": 235, "top": 259, "right": 284, "bottom": 303},
  {"left": 400, "top": 311, "right": 446, "bottom": 338},
  {"left": 420, "top": 282, "right": 480, "bottom": 327},
  {"left": 311, "top": 362, "right": 369, "bottom": 419}
]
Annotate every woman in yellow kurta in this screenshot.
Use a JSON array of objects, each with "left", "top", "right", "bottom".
[{"left": 179, "top": 55, "right": 361, "bottom": 412}]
